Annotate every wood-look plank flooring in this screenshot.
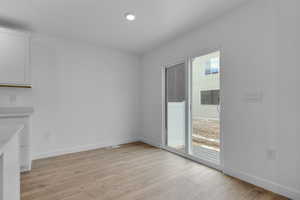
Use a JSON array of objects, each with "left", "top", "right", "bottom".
[{"left": 21, "top": 142, "right": 288, "bottom": 200}]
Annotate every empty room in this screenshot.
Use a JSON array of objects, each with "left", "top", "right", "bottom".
[{"left": 0, "top": 0, "right": 299, "bottom": 199}]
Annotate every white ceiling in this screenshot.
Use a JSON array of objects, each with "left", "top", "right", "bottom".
[{"left": 0, "top": 0, "right": 249, "bottom": 54}]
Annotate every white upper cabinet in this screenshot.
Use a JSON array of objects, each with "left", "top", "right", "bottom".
[{"left": 0, "top": 28, "right": 31, "bottom": 87}]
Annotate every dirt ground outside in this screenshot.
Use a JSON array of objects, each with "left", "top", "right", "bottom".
[{"left": 192, "top": 119, "right": 220, "bottom": 151}]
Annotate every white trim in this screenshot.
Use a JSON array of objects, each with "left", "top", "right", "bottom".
[
  {"left": 139, "top": 138, "right": 162, "bottom": 149},
  {"left": 0, "top": 107, "right": 34, "bottom": 118},
  {"left": 163, "top": 59, "right": 187, "bottom": 70},
  {"left": 223, "top": 167, "right": 300, "bottom": 200},
  {"left": 161, "top": 66, "right": 167, "bottom": 146},
  {"left": 33, "top": 138, "right": 139, "bottom": 160},
  {"left": 21, "top": 166, "right": 31, "bottom": 173}
]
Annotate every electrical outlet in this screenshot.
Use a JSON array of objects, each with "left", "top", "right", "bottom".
[{"left": 266, "top": 149, "right": 277, "bottom": 160}]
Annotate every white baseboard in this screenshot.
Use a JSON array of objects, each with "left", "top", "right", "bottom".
[
  {"left": 223, "top": 167, "right": 300, "bottom": 200},
  {"left": 33, "top": 138, "right": 139, "bottom": 160},
  {"left": 20, "top": 165, "right": 31, "bottom": 173},
  {"left": 139, "top": 138, "right": 162, "bottom": 149}
]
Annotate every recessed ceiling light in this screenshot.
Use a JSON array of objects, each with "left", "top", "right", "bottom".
[{"left": 124, "top": 13, "right": 136, "bottom": 21}]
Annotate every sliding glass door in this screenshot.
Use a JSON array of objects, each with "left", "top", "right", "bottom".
[{"left": 164, "top": 51, "right": 221, "bottom": 167}]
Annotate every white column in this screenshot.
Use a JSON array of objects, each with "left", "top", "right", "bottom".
[{"left": 1, "top": 133, "right": 20, "bottom": 200}]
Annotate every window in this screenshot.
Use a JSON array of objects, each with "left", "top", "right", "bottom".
[
  {"left": 201, "top": 90, "right": 220, "bottom": 105},
  {"left": 204, "top": 57, "right": 220, "bottom": 75}
]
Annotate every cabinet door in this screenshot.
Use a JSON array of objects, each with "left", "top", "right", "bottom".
[{"left": 0, "top": 28, "right": 30, "bottom": 85}]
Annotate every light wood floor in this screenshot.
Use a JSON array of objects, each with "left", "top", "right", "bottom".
[{"left": 21, "top": 142, "right": 288, "bottom": 200}]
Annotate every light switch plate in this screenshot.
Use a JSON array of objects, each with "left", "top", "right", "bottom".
[{"left": 243, "top": 91, "right": 263, "bottom": 103}]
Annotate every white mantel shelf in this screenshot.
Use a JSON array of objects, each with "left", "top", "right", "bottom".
[{"left": 0, "top": 107, "right": 34, "bottom": 118}]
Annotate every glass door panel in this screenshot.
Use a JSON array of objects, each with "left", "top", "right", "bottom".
[
  {"left": 165, "top": 62, "right": 186, "bottom": 152},
  {"left": 190, "top": 51, "right": 221, "bottom": 165}
]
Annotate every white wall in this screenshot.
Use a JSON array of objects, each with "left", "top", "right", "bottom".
[
  {"left": 0, "top": 34, "right": 141, "bottom": 159},
  {"left": 277, "top": 0, "right": 300, "bottom": 196},
  {"left": 140, "top": 0, "right": 300, "bottom": 199}
]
